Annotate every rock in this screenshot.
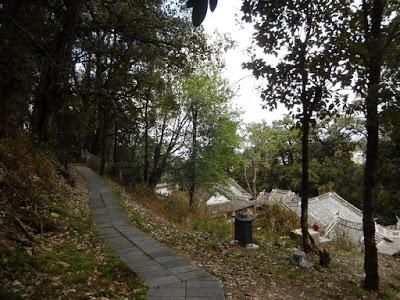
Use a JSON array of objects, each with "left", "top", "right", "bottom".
[
  {"left": 245, "top": 243, "right": 260, "bottom": 249},
  {"left": 289, "top": 250, "right": 312, "bottom": 268}
]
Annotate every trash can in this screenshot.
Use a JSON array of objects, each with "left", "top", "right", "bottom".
[{"left": 233, "top": 214, "right": 253, "bottom": 245}]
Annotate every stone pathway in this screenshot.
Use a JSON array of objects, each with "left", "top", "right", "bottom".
[{"left": 76, "top": 166, "right": 225, "bottom": 300}]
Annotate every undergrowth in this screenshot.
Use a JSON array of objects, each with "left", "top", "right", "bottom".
[
  {"left": 117, "top": 182, "right": 232, "bottom": 239},
  {"left": 0, "top": 136, "right": 146, "bottom": 299},
  {"left": 107, "top": 177, "right": 400, "bottom": 300},
  {"left": 255, "top": 203, "right": 300, "bottom": 234}
]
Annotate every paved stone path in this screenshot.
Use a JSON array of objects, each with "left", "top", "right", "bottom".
[{"left": 76, "top": 166, "right": 225, "bottom": 300}]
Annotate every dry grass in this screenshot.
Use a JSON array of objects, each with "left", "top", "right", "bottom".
[
  {"left": 107, "top": 177, "right": 400, "bottom": 300},
  {"left": 255, "top": 203, "right": 300, "bottom": 234},
  {"left": 0, "top": 137, "right": 146, "bottom": 299}
]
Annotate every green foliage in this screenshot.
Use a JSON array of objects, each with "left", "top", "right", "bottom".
[
  {"left": 198, "top": 116, "right": 241, "bottom": 188},
  {"left": 236, "top": 116, "right": 364, "bottom": 207},
  {"left": 241, "top": 0, "right": 347, "bottom": 121},
  {"left": 190, "top": 215, "right": 231, "bottom": 237},
  {"left": 174, "top": 65, "right": 241, "bottom": 195},
  {"left": 375, "top": 107, "right": 400, "bottom": 224}
]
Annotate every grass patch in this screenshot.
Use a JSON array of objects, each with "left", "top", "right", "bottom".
[
  {"left": 189, "top": 215, "right": 231, "bottom": 237},
  {"left": 380, "top": 274, "right": 400, "bottom": 300}
]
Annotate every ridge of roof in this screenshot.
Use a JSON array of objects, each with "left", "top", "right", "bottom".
[{"left": 309, "top": 192, "right": 362, "bottom": 216}]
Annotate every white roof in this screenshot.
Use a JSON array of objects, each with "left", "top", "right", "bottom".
[
  {"left": 155, "top": 183, "right": 169, "bottom": 188},
  {"left": 376, "top": 237, "right": 400, "bottom": 256},
  {"left": 268, "top": 189, "right": 301, "bottom": 206},
  {"left": 215, "top": 179, "right": 252, "bottom": 202},
  {"left": 206, "top": 192, "right": 230, "bottom": 205},
  {"left": 268, "top": 190, "right": 400, "bottom": 256},
  {"left": 308, "top": 192, "right": 362, "bottom": 227}
]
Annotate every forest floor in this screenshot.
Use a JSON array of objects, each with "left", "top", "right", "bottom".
[
  {"left": 106, "top": 178, "right": 400, "bottom": 300},
  {"left": 1, "top": 135, "right": 399, "bottom": 300},
  {"left": 0, "top": 138, "right": 147, "bottom": 299}
]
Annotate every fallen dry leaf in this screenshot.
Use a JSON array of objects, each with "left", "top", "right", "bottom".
[
  {"left": 58, "top": 261, "right": 70, "bottom": 268},
  {"left": 25, "top": 247, "right": 32, "bottom": 256}
]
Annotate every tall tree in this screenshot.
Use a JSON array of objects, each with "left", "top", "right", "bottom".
[
  {"left": 35, "top": 0, "right": 84, "bottom": 142},
  {"left": 0, "top": 1, "right": 54, "bottom": 137},
  {"left": 356, "top": 0, "right": 399, "bottom": 290},
  {"left": 330, "top": 0, "right": 400, "bottom": 290},
  {"left": 69, "top": 0, "right": 208, "bottom": 171},
  {"left": 242, "top": 0, "right": 345, "bottom": 252},
  {"left": 243, "top": 0, "right": 400, "bottom": 290},
  {"left": 182, "top": 67, "right": 238, "bottom": 207},
  {"left": 241, "top": 118, "right": 301, "bottom": 194}
]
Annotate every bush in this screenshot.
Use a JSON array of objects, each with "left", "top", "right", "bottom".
[{"left": 255, "top": 203, "right": 299, "bottom": 234}]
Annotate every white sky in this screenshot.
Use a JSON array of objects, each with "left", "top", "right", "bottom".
[{"left": 202, "top": 0, "right": 288, "bottom": 124}]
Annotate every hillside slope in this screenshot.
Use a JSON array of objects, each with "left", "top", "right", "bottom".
[
  {"left": 0, "top": 137, "right": 146, "bottom": 299},
  {"left": 106, "top": 178, "right": 400, "bottom": 300}
]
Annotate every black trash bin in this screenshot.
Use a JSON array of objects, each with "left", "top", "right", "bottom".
[{"left": 233, "top": 214, "right": 253, "bottom": 245}]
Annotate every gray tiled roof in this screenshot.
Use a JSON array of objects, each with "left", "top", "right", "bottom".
[
  {"left": 208, "top": 199, "right": 253, "bottom": 215},
  {"left": 299, "top": 192, "right": 400, "bottom": 256},
  {"left": 215, "top": 179, "right": 252, "bottom": 202},
  {"left": 267, "top": 189, "right": 301, "bottom": 206},
  {"left": 206, "top": 179, "right": 253, "bottom": 215},
  {"left": 376, "top": 237, "right": 400, "bottom": 256},
  {"left": 307, "top": 192, "right": 362, "bottom": 227},
  {"left": 254, "top": 190, "right": 270, "bottom": 207}
]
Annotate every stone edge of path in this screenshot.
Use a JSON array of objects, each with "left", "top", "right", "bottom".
[{"left": 75, "top": 165, "right": 225, "bottom": 300}]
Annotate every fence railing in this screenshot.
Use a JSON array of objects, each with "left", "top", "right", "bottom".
[{"left": 83, "top": 151, "right": 139, "bottom": 183}]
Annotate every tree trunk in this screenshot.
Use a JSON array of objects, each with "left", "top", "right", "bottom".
[
  {"left": 99, "top": 107, "right": 107, "bottom": 175},
  {"left": 299, "top": 35, "right": 312, "bottom": 253},
  {"left": 35, "top": 0, "right": 84, "bottom": 142},
  {"left": 362, "top": 0, "right": 384, "bottom": 290},
  {"left": 150, "top": 117, "right": 183, "bottom": 186},
  {"left": 363, "top": 69, "right": 380, "bottom": 291},
  {"left": 0, "top": 2, "right": 27, "bottom": 137},
  {"left": 150, "top": 116, "right": 167, "bottom": 185},
  {"left": 113, "top": 121, "right": 118, "bottom": 162},
  {"left": 244, "top": 163, "right": 252, "bottom": 196},
  {"left": 143, "top": 97, "right": 150, "bottom": 182},
  {"left": 189, "top": 108, "right": 198, "bottom": 208},
  {"left": 0, "top": 79, "right": 26, "bottom": 138},
  {"left": 251, "top": 159, "right": 257, "bottom": 199},
  {"left": 300, "top": 111, "right": 311, "bottom": 253},
  {"left": 93, "top": 52, "right": 106, "bottom": 173}
]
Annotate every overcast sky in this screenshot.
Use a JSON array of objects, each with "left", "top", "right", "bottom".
[{"left": 201, "top": 0, "right": 288, "bottom": 124}]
